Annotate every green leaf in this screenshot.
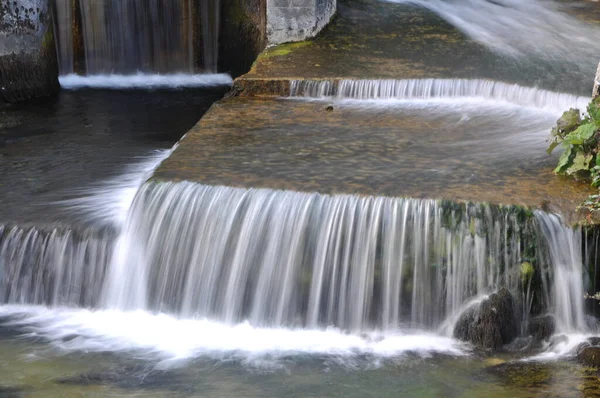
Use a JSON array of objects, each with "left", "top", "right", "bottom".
[
  {"left": 554, "top": 146, "right": 572, "bottom": 174},
  {"left": 565, "top": 123, "right": 597, "bottom": 145},
  {"left": 566, "top": 152, "right": 592, "bottom": 175},
  {"left": 588, "top": 101, "right": 600, "bottom": 124}
]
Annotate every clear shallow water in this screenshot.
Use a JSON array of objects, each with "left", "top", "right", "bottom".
[{"left": 0, "top": 314, "right": 594, "bottom": 397}]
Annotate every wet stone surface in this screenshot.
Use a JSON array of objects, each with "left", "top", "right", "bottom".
[
  {"left": 152, "top": 96, "right": 593, "bottom": 221},
  {"left": 243, "top": 0, "right": 600, "bottom": 95}
]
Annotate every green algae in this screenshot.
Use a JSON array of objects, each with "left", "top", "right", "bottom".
[{"left": 259, "top": 41, "right": 313, "bottom": 60}]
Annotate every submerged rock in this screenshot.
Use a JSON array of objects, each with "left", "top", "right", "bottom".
[
  {"left": 453, "top": 288, "right": 518, "bottom": 350},
  {"left": 527, "top": 315, "right": 556, "bottom": 342}
]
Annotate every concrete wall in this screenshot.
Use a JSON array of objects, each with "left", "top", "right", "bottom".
[
  {"left": 267, "top": 0, "right": 335, "bottom": 45},
  {"left": 0, "top": 0, "right": 59, "bottom": 103},
  {"left": 220, "top": 0, "right": 268, "bottom": 78}
]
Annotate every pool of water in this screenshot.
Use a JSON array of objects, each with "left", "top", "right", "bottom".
[
  {"left": 0, "top": 86, "right": 227, "bottom": 226},
  {"left": 0, "top": 317, "right": 594, "bottom": 397}
]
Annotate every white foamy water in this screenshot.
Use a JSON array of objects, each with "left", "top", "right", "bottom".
[
  {"left": 59, "top": 73, "right": 233, "bottom": 90},
  {"left": 289, "top": 79, "right": 588, "bottom": 112},
  {"left": 0, "top": 305, "right": 468, "bottom": 365},
  {"left": 535, "top": 212, "right": 587, "bottom": 333},
  {"left": 59, "top": 150, "right": 171, "bottom": 226},
  {"left": 527, "top": 334, "right": 593, "bottom": 361}
]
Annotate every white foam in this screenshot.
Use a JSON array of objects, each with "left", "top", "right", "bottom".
[
  {"left": 289, "top": 79, "right": 588, "bottom": 113},
  {"left": 59, "top": 73, "right": 233, "bottom": 90},
  {"left": 0, "top": 305, "right": 468, "bottom": 365},
  {"left": 527, "top": 334, "right": 593, "bottom": 361},
  {"left": 59, "top": 149, "right": 171, "bottom": 226}
]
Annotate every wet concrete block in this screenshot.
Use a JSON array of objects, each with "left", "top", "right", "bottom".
[{"left": 267, "top": 0, "right": 335, "bottom": 44}]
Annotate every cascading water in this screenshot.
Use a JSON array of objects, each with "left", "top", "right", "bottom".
[
  {"left": 536, "top": 211, "right": 587, "bottom": 333},
  {"left": 54, "top": 0, "right": 220, "bottom": 74},
  {"left": 102, "top": 182, "right": 531, "bottom": 329},
  {"left": 289, "top": 79, "right": 589, "bottom": 111},
  {"left": 52, "top": 0, "right": 229, "bottom": 89}
]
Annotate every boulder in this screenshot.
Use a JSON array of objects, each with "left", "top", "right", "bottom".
[
  {"left": 527, "top": 315, "right": 555, "bottom": 342},
  {"left": 578, "top": 346, "right": 600, "bottom": 368},
  {"left": 453, "top": 288, "right": 518, "bottom": 350}
]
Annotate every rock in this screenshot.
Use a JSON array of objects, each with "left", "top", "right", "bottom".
[
  {"left": 527, "top": 315, "right": 555, "bottom": 342},
  {"left": 453, "top": 288, "right": 518, "bottom": 350},
  {"left": 555, "top": 108, "right": 581, "bottom": 134},
  {"left": 578, "top": 346, "right": 600, "bottom": 368}
]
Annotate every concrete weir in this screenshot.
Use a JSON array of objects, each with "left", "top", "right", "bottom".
[
  {"left": 152, "top": 0, "right": 600, "bottom": 224},
  {"left": 0, "top": 0, "right": 59, "bottom": 103},
  {"left": 152, "top": 0, "right": 600, "bottom": 222}
]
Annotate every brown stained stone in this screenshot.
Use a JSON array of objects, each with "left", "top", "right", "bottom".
[{"left": 152, "top": 96, "right": 593, "bottom": 222}]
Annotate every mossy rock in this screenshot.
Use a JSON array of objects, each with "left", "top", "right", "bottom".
[
  {"left": 578, "top": 346, "right": 600, "bottom": 368},
  {"left": 527, "top": 314, "right": 555, "bottom": 342},
  {"left": 453, "top": 288, "right": 518, "bottom": 351}
]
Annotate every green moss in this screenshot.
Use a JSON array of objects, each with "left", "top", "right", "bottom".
[
  {"left": 41, "top": 27, "right": 54, "bottom": 51},
  {"left": 259, "top": 41, "right": 312, "bottom": 59},
  {"left": 521, "top": 261, "right": 534, "bottom": 284}
]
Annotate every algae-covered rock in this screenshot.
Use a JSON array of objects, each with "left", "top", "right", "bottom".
[
  {"left": 453, "top": 288, "right": 518, "bottom": 350},
  {"left": 527, "top": 314, "right": 555, "bottom": 342},
  {"left": 556, "top": 108, "right": 581, "bottom": 134},
  {"left": 577, "top": 346, "right": 600, "bottom": 368}
]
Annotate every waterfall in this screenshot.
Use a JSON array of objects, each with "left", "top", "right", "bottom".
[
  {"left": 535, "top": 211, "right": 587, "bottom": 333},
  {"left": 0, "top": 181, "right": 593, "bottom": 359},
  {"left": 53, "top": 0, "right": 221, "bottom": 75},
  {"left": 0, "top": 224, "right": 113, "bottom": 308},
  {"left": 101, "top": 182, "right": 535, "bottom": 330},
  {"left": 289, "top": 79, "right": 588, "bottom": 112}
]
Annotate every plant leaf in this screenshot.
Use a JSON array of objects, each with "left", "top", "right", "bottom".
[
  {"left": 565, "top": 123, "right": 597, "bottom": 145},
  {"left": 566, "top": 151, "right": 591, "bottom": 175},
  {"left": 554, "top": 146, "right": 572, "bottom": 174}
]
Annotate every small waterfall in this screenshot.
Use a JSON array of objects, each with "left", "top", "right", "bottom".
[
  {"left": 0, "top": 181, "right": 593, "bottom": 357},
  {"left": 54, "top": 0, "right": 221, "bottom": 75},
  {"left": 102, "top": 181, "right": 534, "bottom": 330},
  {"left": 289, "top": 79, "right": 588, "bottom": 111},
  {"left": 535, "top": 212, "right": 587, "bottom": 333},
  {"left": 0, "top": 224, "right": 113, "bottom": 308}
]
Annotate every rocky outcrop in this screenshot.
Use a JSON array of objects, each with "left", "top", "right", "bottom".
[
  {"left": 527, "top": 315, "right": 555, "bottom": 342},
  {"left": 454, "top": 289, "right": 519, "bottom": 350},
  {"left": 0, "top": 0, "right": 59, "bottom": 103}
]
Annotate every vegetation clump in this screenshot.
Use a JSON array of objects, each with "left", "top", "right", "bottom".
[{"left": 548, "top": 97, "right": 600, "bottom": 184}]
